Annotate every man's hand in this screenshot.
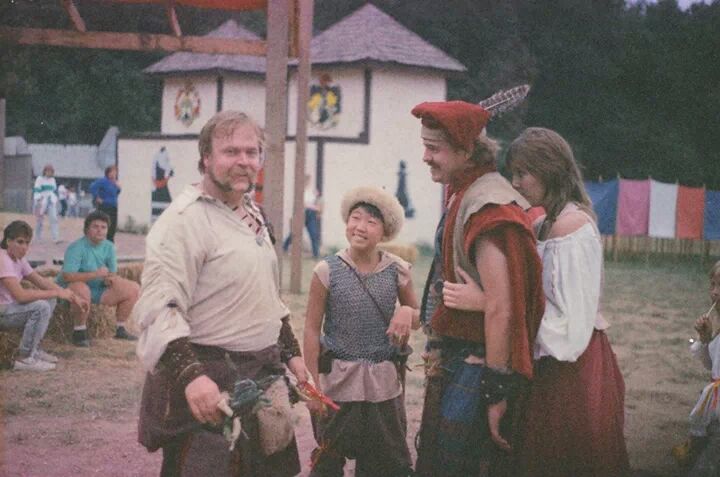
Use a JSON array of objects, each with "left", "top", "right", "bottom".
[
  {"left": 104, "top": 274, "right": 117, "bottom": 287},
  {"left": 58, "top": 289, "right": 89, "bottom": 313},
  {"left": 71, "top": 293, "right": 90, "bottom": 314},
  {"left": 185, "top": 375, "right": 223, "bottom": 425},
  {"left": 57, "top": 288, "right": 74, "bottom": 302},
  {"left": 287, "top": 356, "right": 309, "bottom": 384},
  {"left": 95, "top": 267, "right": 110, "bottom": 279},
  {"left": 488, "top": 400, "right": 511, "bottom": 452}
]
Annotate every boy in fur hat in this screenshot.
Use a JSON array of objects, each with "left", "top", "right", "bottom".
[
  {"left": 411, "top": 101, "right": 545, "bottom": 476},
  {"left": 303, "top": 186, "right": 419, "bottom": 477}
]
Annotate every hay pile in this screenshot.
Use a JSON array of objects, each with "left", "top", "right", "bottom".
[
  {"left": 0, "top": 330, "right": 21, "bottom": 369},
  {"left": 378, "top": 242, "right": 419, "bottom": 264}
]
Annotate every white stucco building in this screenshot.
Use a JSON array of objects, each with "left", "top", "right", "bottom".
[{"left": 117, "top": 4, "right": 466, "bottom": 248}]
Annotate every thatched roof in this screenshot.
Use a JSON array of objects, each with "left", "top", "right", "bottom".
[
  {"left": 308, "top": 4, "right": 465, "bottom": 72},
  {"left": 144, "top": 20, "right": 265, "bottom": 75},
  {"left": 145, "top": 4, "right": 465, "bottom": 75}
]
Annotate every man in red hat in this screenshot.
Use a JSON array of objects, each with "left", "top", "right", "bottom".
[{"left": 411, "top": 101, "right": 545, "bottom": 476}]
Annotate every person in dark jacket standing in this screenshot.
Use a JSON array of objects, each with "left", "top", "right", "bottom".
[{"left": 89, "top": 165, "right": 121, "bottom": 242}]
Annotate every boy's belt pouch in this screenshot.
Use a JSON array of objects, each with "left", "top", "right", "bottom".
[{"left": 318, "top": 344, "right": 334, "bottom": 374}]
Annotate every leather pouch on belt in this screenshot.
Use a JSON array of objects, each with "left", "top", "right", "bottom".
[{"left": 257, "top": 378, "right": 295, "bottom": 456}]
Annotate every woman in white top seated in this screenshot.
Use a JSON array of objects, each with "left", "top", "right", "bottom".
[{"left": 507, "top": 127, "right": 629, "bottom": 476}]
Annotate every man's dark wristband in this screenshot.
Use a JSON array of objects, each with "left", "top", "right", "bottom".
[
  {"left": 159, "top": 337, "right": 206, "bottom": 389},
  {"left": 479, "top": 367, "right": 521, "bottom": 404}
]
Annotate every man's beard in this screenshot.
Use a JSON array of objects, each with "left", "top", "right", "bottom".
[{"left": 207, "top": 167, "right": 254, "bottom": 193}]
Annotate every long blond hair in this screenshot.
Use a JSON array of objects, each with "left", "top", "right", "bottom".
[{"left": 507, "top": 127, "right": 595, "bottom": 238}]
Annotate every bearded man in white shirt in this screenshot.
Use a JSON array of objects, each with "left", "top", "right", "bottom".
[{"left": 134, "top": 111, "right": 308, "bottom": 477}]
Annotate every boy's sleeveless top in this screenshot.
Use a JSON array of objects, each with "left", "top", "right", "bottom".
[{"left": 323, "top": 254, "right": 397, "bottom": 363}]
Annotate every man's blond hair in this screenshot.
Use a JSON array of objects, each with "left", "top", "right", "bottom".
[{"left": 197, "top": 111, "right": 265, "bottom": 173}]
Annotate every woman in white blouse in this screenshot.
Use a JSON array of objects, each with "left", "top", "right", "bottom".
[
  {"left": 441, "top": 127, "right": 629, "bottom": 476},
  {"left": 507, "top": 128, "right": 629, "bottom": 476}
]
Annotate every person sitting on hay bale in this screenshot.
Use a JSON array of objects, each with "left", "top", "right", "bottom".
[
  {"left": 0, "top": 220, "right": 87, "bottom": 371},
  {"left": 56, "top": 210, "right": 140, "bottom": 346}
]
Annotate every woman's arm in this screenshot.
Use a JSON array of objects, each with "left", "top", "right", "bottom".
[
  {"left": 32, "top": 176, "right": 42, "bottom": 195},
  {"left": 303, "top": 274, "right": 328, "bottom": 388},
  {"left": 442, "top": 268, "right": 486, "bottom": 312},
  {"left": 547, "top": 210, "right": 592, "bottom": 239}
]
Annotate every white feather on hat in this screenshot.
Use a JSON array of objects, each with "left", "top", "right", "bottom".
[{"left": 340, "top": 186, "right": 405, "bottom": 242}]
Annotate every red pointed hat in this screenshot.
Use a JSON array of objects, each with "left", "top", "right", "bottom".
[{"left": 411, "top": 100, "right": 491, "bottom": 151}]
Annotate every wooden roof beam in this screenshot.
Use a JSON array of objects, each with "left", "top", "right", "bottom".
[
  {"left": 98, "top": 0, "right": 267, "bottom": 10},
  {"left": 61, "top": 0, "right": 87, "bottom": 32},
  {"left": 0, "top": 26, "right": 267, "bottom": 55},
  {"left": 165, "top": 1, "right": 182, "bottom": 37}
]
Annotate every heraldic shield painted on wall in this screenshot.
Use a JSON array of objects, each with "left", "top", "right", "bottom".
[
  {"left": 174, "top": 80, "right": 201, "bottom": 127},
  {"left": 308, "top": 73, "right": 341, "bottom": 130}
]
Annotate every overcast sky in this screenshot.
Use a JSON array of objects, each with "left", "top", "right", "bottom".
[
  {"left": 643, "top": 0, "right": 713, "bottom": 9},
  {"left": 677, "top": 0, "right": 712, "bottom": 8}
]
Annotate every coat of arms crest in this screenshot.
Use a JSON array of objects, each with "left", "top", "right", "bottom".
[
  {"left": 174, "top": 81, "right": 201, "bottom": 127},
  {"left": 308, "top": 73, "right": 341, "bottom": 130}
]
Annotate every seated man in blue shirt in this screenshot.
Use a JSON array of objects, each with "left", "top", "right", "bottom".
[{"left": 57, "top": 211, "right": 139, "bottom": 346}]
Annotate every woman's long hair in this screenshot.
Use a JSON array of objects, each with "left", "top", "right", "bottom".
[
  {"left": 506, "top": 127, "right": 595, "bottom": 239},
  {"left": 1, "top": 221, "right": 33, "bottom": 249}
]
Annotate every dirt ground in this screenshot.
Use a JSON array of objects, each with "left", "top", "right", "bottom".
[{"left": 0, "top": 213, "right": 716, "bottom": 476}]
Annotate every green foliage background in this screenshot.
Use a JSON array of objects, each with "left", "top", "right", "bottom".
[{"left": 2, "top": 0, "right": 719, "bottom": 186}]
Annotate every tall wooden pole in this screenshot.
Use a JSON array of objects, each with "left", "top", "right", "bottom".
[
  {"left": 289, "top": 0, "right": 313, "bottom": 293},
  {"left": 264, "top": 0, "right": 290, "bottom": 279}
]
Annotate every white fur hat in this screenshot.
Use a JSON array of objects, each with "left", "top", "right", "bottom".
[{"left": 340, "top": 186, "right": 405, "bottom": 242}]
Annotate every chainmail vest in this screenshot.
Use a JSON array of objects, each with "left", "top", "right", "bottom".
[{"left": 323, "top": 254, "right": 398, "bottom": 363}]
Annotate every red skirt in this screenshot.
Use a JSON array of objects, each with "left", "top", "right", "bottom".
[{"left": 519, "top": 330, "right": 630, "bottom": 477}]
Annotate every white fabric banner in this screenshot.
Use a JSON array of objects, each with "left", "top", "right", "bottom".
[{"left": 648, "top": 180, "right": 678, "bottom": 238}]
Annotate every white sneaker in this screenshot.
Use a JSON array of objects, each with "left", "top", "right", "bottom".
[
  {"left": 34, "top": 349, "right": 59, "bottom": 363},
  {"left": 14, "top": 356, "right": 56, "bottom": 371}
]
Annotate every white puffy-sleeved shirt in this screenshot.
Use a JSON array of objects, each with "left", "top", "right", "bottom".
[
  {"left": 134, "top": 185, "right": 288, "bottom": 371},
  {"left": 534, "top": 204, "right": 609, "bottom": 362},
  {"left": 688, "top": 334, "right": 720, "bottom": 436}
]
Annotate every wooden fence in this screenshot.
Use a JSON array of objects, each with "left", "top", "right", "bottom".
[{"left": 602, "top": 236, "right": 720, "bottom": 265}]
